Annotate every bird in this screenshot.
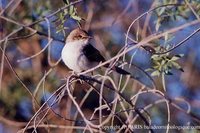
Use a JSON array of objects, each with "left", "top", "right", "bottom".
[{"left": 61, "top": 28, "right": 130, "bottom": 75}]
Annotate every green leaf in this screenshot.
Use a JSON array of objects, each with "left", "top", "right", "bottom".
[
  {"left": 158, "top": 7, "right": 165, "bottom": 15},
  {"left": 69, "top": 6, "right": 74, "bottom": 15},
  {"left": 71, "top": 12, "right": 76, "bottom": 16},
  {"left": 171, "top": 56, "right": 180, "bottom": 61},
  {"left": 63, "top": 27, "right": 69, "bottom": 30},
  {"left": 71, "top": 15, "right": 82, "bottom": 21},
  {"left": 151, "top": 55, "right": 160, "bottom": 60},
  {"left": 164, "top": 33, "right": 169, "bottom": 41},
  {"left": 151, "top": 70, "right": 160, "bottom": 77},
  {"left": 161, "top": 60, "right": 166, "bottom": 66},
  {"left": 171, "top": 62, "right": 181, "bottom": 69},
  {"left": 155, "top": 19, "right": 161, "bottom": 31},
  {"left": 145, "top": 68, "right": 154, "bottom": 72},
  {"left": 64, "top": 9, "right": 68, "bottom": 14}
]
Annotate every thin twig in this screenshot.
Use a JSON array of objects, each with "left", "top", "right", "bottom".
[
  {"left": 0, "top": 46, "right": 40, "bottom": 107},
  {"left": 21, "top": 84, "right": 65, "bottom": 133},
  {"left": 79, "top": 19, "right": 200, "bottom": 75},
  {"left": 17, "top": 38, "right": 53, "bottom": 62},
  {"left": 184, "top": 0, "right": 200, "bottom": 20},
  {"left": 8, "top": 31, "right": 37, "bottom": 41},
  {"left": 0, "top": 0, "right": 15, "bottom": 15},
  {"left": 0, "top": 0, "right": 84, "bottom": 44},
  {"left": 0, "top": 38, "right": 7, "bottom": 93},
  {"left": 155, "top": 26, "right": 200, "bottom": 55}
]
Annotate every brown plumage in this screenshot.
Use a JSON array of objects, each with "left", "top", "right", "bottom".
[{"left": 66, "top": 28, "right": 90, "bottom": 42}]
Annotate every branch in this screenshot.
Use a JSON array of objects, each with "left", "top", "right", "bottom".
[{"left": 0, "top": 0, "right": 84, "bottom": 43}]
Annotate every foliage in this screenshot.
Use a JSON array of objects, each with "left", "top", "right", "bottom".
[
  {"left": 155, "top": 0, "right": 200, "bottom": 31},
  {"left": 146, "top": 46, "right": 184, "bottom": 76},
  {"left": 55, "top": 0, "right": 82, "bottom": 35}
]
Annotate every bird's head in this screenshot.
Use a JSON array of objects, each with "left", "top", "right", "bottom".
[{"left": 65, "top": 28, "right": 92, "bottom": 43}]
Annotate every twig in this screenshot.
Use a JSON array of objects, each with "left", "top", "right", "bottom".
[
  {"left": 7, "top": 0, "right": 22, "bottom": 16},
  {"left": 155, "top": 26, "right": 200, "bottom": 55},
  {"left": 0, "top": 115, "right": 26, "bottom": 127},
  {"left": 21, "top": 84, "right": 65, "bottom": 133},
  {"left": 0, "top": 0, "right": 84, "bottom": 43},
  {"left": 0, "top": 0, "right": 15, "bottom": 15},
  {"left": 84, "top": 78, "right": 134, "bottom": 133},
  {"left": 65, "top": 75, "right": 94, "bottom": 132},
  {"left": 84, "top": 2, "right": 94, "bottom": 31},
  {"left": 141, "top": 1, "right": 156, "bottom": 38},
  {"left": 0, "top": 38, "right": 7, "bottom": 93},
  {"left": 32, "top": 57, "right": 61, "bottom": 112},
  {"left": 111, "top": 0, "right": 133, "bottom": 25},
  {"left": 0, "top": 46, "right": 40, "bottom": 107},
  {"left": 8, "top": 31, "right": 37, "bottom": 41},
  {"left": 184, "top": 0, "right": 200, "bottom": 20},
  {"left": 17, "top": 38, "right": 53, "bottom": 62},
  {"left": 125, "top": 3, "right": 184, "bottom": 45},
  {"left": 79, "top": 19, "right": 200, "bottom": 75},
  {"left": 75, "top": 75, "right": 154, "bottom": 133}
]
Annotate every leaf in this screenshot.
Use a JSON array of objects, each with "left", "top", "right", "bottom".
[
  {"left": 71, "top": 15, "right": 82, "bottom": 21},
  {"left": 155, "top": 19, "right": 161, "bottom": 31},
  {"left": 171, "top": 62, "right": 181, "bottom": 70},
  {"left": 171, "top": 56, "right": 180, "bottom": 61},
  {"left": 69, "top": 6, "right": 74, "bottom": 15},
  {"left": 164, "top": 33, "right": 169, "bottom": 41},
  {"left": 151, "top": 70, "right": 160, "bottom": 77},
  {"left": 161, "top": 60, "right": 166, "bottom": 66},
  {"left": 158, "top": 7, "right": 165, "bottom": 16},
  {"left": 56, "top": 29, "right": 62, "bottom": 33},
  {"left": 72, "top": 12, "right": 76, "bottom": 16},
  {"left": 63, "top": 27, "right": 69, "bottom": 30},
  {"left": 64, "top": 9, "right": 68, "bottom": 14},
  {"left": 151, "top": 55, "right": 160, "bottom": 60},
  {"left": 145, "top": 68, "right": 154, "bottom": 72}
]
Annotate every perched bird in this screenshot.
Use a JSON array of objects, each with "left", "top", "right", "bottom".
[{"left": 61, "top": 28, "right": 129, "bottom": 74}]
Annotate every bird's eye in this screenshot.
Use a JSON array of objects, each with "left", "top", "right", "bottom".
[{"left": 77, "top": 35, "right": 82, "bottom": 39}]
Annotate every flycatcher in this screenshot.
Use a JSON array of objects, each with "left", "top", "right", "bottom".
[{"left": 61, "top": 28, "right": 129, "bottom": 74}]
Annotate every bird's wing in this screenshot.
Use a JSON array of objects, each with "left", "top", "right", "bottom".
[{"left": 82, "top": 44, "right": 105, "bottom": 62}]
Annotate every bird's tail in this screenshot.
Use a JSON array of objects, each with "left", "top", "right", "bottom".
[
  {"left": 105, "top": 64, "right": 155, "bottom": 88},
  {"left": 104, "top": 63, "right": 154, "bottom": 88},
  {"left": 104, "top": 64, "right": 130, "bottom": 75},
  {"left": 112, "top": 66, "right": 130, "bottom": 75}
]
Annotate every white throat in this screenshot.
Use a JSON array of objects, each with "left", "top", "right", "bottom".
[{"left": 61, "top": 39, "right": 94, "bottom": 72}]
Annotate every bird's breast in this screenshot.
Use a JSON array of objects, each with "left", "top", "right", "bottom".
[{"left": 61, "top": 41, "right": 89, "bottom": 72}]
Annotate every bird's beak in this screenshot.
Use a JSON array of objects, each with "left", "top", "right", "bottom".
[{"left": 83, "top": 36, "right": 93, "bottom": 39}]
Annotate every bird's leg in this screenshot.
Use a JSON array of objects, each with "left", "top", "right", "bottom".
[
  {"left": 67, "top": 71, "right": 84, "bottom": 84},
  {"left": 76, "top": 71, "right": 86, "bottom": 84},
  {"left": 64, "top": 71, "right": 76, "bottom": 80},
  {"left": 78, "top": 78, "right": 84, "bottom": 84},
  {"left": 67, "top": 71, "right": 75, "bottom": 75}
]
